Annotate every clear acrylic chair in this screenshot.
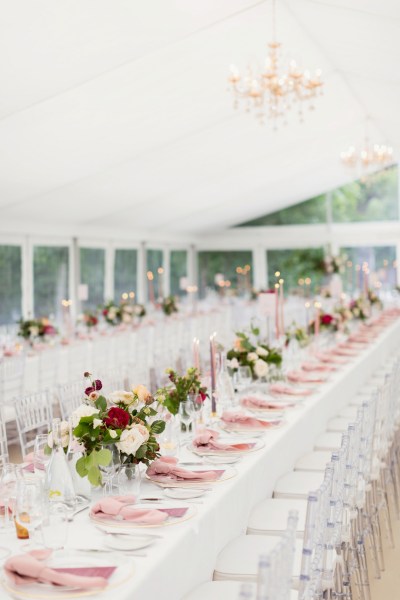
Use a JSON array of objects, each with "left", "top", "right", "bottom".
[
  {"left": 15, "top": 390, "right": 53, "bottom": 457},
  {"left": 57, "top": 380, "right": 85, "bottom": 420},
  {"left": 0, "top": 407, "right": 9, "bottom": 468}
]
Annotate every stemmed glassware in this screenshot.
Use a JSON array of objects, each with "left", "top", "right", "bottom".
[
  {"left": 99, "top": 445, "right": 121, "bottom": 495},
  {"left": 237, "top": 366, "right": 252, "bottom": 390},
  {"left": 15, "top": 479, "right": 45, "bottom": 549},
  {"left": 33, "top": 434, "right": 51, "bottom": 478},
  {"left": 178, "top": 397, "right": 196, "bottom": 442}
]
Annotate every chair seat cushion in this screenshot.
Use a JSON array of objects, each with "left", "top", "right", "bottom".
[
  {"left": 314, "top": 432, "right": 342, "bottom": 451},
  {"left": 338, "top": 406, "right": 359, "bottom": 419},
  {"left": 247, "top": 498, "right": 307, "bottom": 536},
  {"left": 214, "top": 535, "right": 303, "bottom": 581},
  {"left": 273, "top": 471, "right": 324, "bottom": 499},
  {"left": 295, "top": 451, "right": 332, "bottom": 472},
  {"left": 183, "top": 581, "right": 298, "bottom": 599},
  {"left": 327, "top": 417, "right": 349, "bottom": 432}
]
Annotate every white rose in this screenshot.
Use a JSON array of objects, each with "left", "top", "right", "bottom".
[
  {"left": 247, "top": 352, "right": 258, "bottom": 363},
  {"left": 123, "top": 305, "right": 134, "bottom": 315},
  {"left": 228, "top": 358, "right": 239, "bottom": 369},
  {"left": 48, "top": 420, "right": 70, "bottom": 448},
  {"left": 93, "top": 418, "right": 103, "bottom": 429},
  {"left": 116, "top": 425, "right": 148, "bottom": 456},
  {"left": 109, "top": 429, "right": 118, "bottom": 439},
  {"left": 30, "top": 326, "right": 39, "bottom": 337},
  {"left": 108, "top": 390, "right": 135, "bottom": 406},
  {"left": 108, "top": 308, "right": 117, "bottom": 320},
  {"left": 72, "top": 404, "right": 100, "bottom": 427},
  {"left": 254, "top": 359, "right": 269, "bottom": 379},
  {"left": 133, "top": 384, "right": 151, "bottom": 404},
  {"left": 256, "top": 346, "right": 268, "bottom": 357},
  {"left": 122, "top": 313, "right": 132, "bottom": 324}
]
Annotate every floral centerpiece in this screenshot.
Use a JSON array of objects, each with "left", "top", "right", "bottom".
[
  {"left": 227, "top": 325, "right": 282, "bottom": 380},
  {"left": 161, "top": 296, "right": 178, "bottom": 316},
  {"left": 80, "top": 311, "right": 99, "bottom": 329},
  {"left": 155, "top": 367, "right": 208, "bottom": 415},
  {"left": 72, "top": 373, "right": 165, "bottom": 486},
  {"left": 309, "top": 312, "right": 338, "bottom": 334},
  {"left": 102, "top": 301, "right": 146, "bottom": 326},
  {"left": 367, "top": 289, "right": 383, "bottom": 309},
  {"left": 324, "top": 254, "right": 345, "bottom": 275},
  {"left": 17, "top": 317, "right": 58, "bottom": 343},
  {"left": 284, "top": 323, "right": 310, "bottom": 348},
  {"left": 350, "top": 297, "right": 370, "bottom": 321}
]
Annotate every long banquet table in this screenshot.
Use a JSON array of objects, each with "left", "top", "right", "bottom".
[{"left": 2, "top": 317, "right": 400, "bottom": 600}]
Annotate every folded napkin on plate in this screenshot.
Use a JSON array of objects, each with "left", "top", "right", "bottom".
[
  {"left": 314, "top": 352, "right": 346, "bottom": 365},
  {"left": 287, "top": 371, "right": 327, "bottom": 384},
  {"left": 4, "top": 549, "right": 108, "bottom": 589},
  {"left": 91, "top": 495, "right": 168, "bottom": 524},
  {"left": 221, "top": 411, "right": 277, "bottom": 429},
  {"left": 146, "top": 456, "right": 220, "bottom": 481},
  {"left": 193, "top": 428, "right": 255, "bottom": 451},
  {"left": 301, "top": 362, "right": 336, "bottom": 372},
  {"left": 240, "top": 396, "right": 294, "bottom": 410},
  {"left": 269, "top": 383, "right": 312, "bottom": 396}
]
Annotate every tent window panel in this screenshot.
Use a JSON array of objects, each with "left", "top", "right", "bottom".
[
  {"left": 33, "top": 246, "right": 69, "bottom": 320},
  {"left": 198, "top": 251, "right": 253, "bottom": 298},
  {"left": 170, "top": 250, "right": 187, "bottom": 296},
  {"left": 80, "top": 248, "right": 105, "bottom": 310},
  {"left": 146, "top": 249, "right": 163, "bottom": 300},
  {"left": 114, "top": 249, "right": 138, "bottom": 302},
  {"left": 267, "top": 248, "right": 325, "bottom": 293},
  {"left": 0, "top": 245, "right": 22, "bottom": 326}
]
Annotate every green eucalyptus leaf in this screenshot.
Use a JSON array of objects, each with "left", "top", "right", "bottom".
[{"left": 151, "top": 420, "right": 166, "bottom": 434}]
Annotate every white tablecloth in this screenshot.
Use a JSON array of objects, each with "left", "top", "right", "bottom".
[{"left": 2, "top": 318, "right": 400, "bottom": 600}]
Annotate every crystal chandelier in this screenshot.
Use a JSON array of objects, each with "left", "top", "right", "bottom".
[
  {"left": 340, "top": 117, "right": 394, "bottom": 170},
  {"left": 228, "top": 0, "right": 324, "bottom": 128}
]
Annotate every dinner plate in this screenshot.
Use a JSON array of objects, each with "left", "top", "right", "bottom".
[
  {"left": 89, "top": 501, "right": 196, "bottom": 528},
  {"left": 219, "top": 419, "right": 282, "bottom": 433},
  {"left": 188, "top": 438, "right": 264, "bottom": 457},
  {"left": 103, "top": 534, "right": 155, "bottom": 551},
  {"left": 164, "top": 487, "right": 207, "bottom": 499},
  {"left": 0, "top": 550, "right": 134, "bottom": 599},
  {"left": 146, "top": 465, "right": 236, "bottom": 488}
]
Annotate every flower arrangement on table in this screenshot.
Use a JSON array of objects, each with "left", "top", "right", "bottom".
[
  {"left": 309, "top": 312, "right": 338, "bottom": 334},
  {"left": 227, "top": 325, "right": 282, "bottom": 380},
  {"left": 17, "top": 317, "right": 58, "bottom": 343},
  {"left": 349, "top": 297, "right": 370, "bottom": 321},
  {"left": 155, "top": 367, "right": 208, "bottom": 415},
  {"left": 161, "top": 296, "right": 178, "bottom": 316},
  {"left": 332, "top": 306, "right": 353, "bottom": 332},
  {"left": 324, "top": 254, "right": 345, "bottom": 275},
  {"left": 102, "top": 300, "right": 146, "bottom": 326},
  {"left": 71, "top": 373, "right": 165, "bottom": 486},
  {"left": 367, "top": 289, "right": 383, "bottom": 309},
  {"left": 284, "top": 323, "right": 310, "bottom": 348},
  {"left": 79, "top": 311, "right": 99, "bottom": 329}
]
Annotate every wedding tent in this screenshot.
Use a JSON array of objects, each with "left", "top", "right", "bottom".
[
  {"left": 0, "top": 0, "right": 398, "bottom": 238},
  {"left": 1, "top": 4, "right": 400, "bottom": 600}
]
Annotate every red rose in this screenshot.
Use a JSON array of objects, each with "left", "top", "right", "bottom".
[
  {"left": 199, "top": 391, "right": 207, "bottom": 402},
  {"left": 103, "top": 407, "right": 130, "bottom": 429},
  {"left": 84, "top": 379, "right": 102, "bottom": 396},
  {"left": 102, "top": 309, "right": 108, "bottom": 316},
  {"left": 321, "top": 314, "right": 334, "bottom": 325}
]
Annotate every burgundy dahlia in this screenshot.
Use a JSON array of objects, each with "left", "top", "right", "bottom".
[{"left": 103, "top": 407, "right": 130, "bottom": 429}]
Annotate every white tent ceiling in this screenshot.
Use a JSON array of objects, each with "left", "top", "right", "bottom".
[{"left": 0, "top": 0, "right": 398, "bottom": 239}]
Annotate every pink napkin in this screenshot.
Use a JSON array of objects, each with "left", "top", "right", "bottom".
[
  {"left": 269, "top": 383, "right": 312, "bottom": 396},
  {"left": 4, "top": 550, "right": 108, "bottom": 589},
  {"left": 221, "top": 411, "right": 279, "bottom": 429},
  {"left": 314, "top": 352, "right": 346, "bottom": 365},
  {"left": 193, "top": 429, "right": 255, "bottom": 451},
  {"left": 301, "top": 362, "right": 336, "bottom": 372},
  {"left": 331, "top": 347, "right": 358, "bottom": 357},
  {"left": 91, "top": 495, "right": 168, "bottom": 525},
  {"left": 240, "top": 396, "right": 294, "bottom": 410},
  {"left": 287, "top": 371, "right": 327, "bottom": 384},
  {"left": 146, "top": 456, "right": 221, "bottom": 482}
]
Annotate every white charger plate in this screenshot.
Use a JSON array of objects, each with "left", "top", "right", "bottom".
[
  {"left": 164, "top": 487, "right": 207, "bottom": 499},
  {"left": 1, "top": 550, "right": 134, "bottom": 599}
]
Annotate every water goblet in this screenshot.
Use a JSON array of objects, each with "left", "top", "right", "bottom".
[
  {"left": 99, "top": 445, "right": 121, "bottom": 496},
  {"left": 33, "top": 434, "right": 51, "bottom": 478},
  {"left": 15, "top": 480, "right": 44, "bottom": 549}
]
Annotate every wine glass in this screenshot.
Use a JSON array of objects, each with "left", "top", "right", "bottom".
[
  {"left": 178, "top": 398, "right": 195, "bottom": 441},
  {"left": 159, "top": 417, "right": 180, "bottom": 457},
  {"left": 99, "top": 445, "right": 121, "bottom": 496},
  {"left": 237, "top": 366, "right": 252, "bottom": 389},
  {"left": 41, "top": 503, "right": 69, "bottom": 550},
  {"left": 33, "top": 434, "right": 51, "bottom": 478},
  {"left": 0, "top": 463, "right": 20, "bottom": 528},
  {"left": 15, "top": 480, "right": 44, "bottom": 549}
]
